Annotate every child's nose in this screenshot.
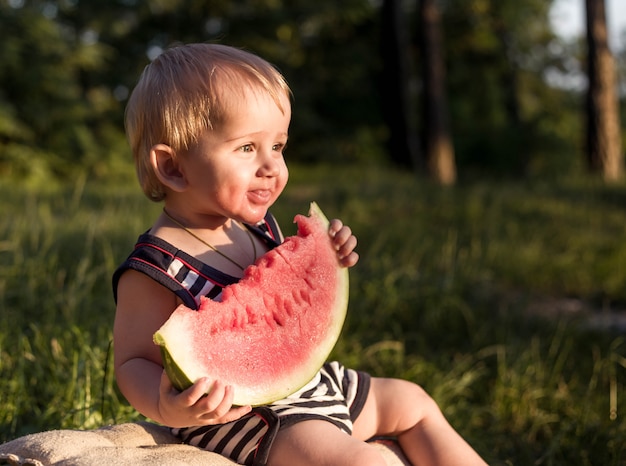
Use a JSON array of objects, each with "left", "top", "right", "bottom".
[{"left": 257, "top": 149, "right": 281, "bottom": 177}]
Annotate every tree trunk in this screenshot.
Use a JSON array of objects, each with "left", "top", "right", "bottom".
[
  {"left": 493, "top": 15, "right": 526, "bottom": 175},
  {"left": 380, "top": 0, "right": 420, "bottom": 169},
  {"left": 585, "top": 0, "right": 623, "bottom": 181},
  {"left": 418, "top": 0, "right": 456, "bottom": 185}
]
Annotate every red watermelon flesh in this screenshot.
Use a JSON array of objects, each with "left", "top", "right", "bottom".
[{"left": 153, "top": 202, "right": 349, "bottom": 406}]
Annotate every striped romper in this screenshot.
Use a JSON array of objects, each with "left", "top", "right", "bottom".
[{"left": 112, "top": 212, "right": 371, "bottom": 466}]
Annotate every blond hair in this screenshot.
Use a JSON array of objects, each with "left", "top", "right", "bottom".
[{"left": 125, "top": 43, "right": 291, "bottom": 201}]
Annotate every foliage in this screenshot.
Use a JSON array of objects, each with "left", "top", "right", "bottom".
[
  {"left": 0, "top": 0, "right": 128, "bottom": 182},
  {"left": 0, "top": 0, "right": 384, "bottom": 182},
  {"left": 1, "top": 166, "right": 626, "bottom": 465},
  {"left": 1, "top": 0, "right": 622, "bottom": 183},
  {"left": 440, "top": 0, "right": 584, "bottom": 176}
]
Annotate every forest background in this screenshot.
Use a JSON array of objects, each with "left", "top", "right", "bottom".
[
  {"left": 0, "top": 0, "right": 624, "bottom": 182},
  {"left": 1, "top": 1, "right": 626, "bottom": 465}
]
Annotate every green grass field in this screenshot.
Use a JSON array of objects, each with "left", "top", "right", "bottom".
[{"left": 1, "top": 165, "right": 625, "bottom": 465}]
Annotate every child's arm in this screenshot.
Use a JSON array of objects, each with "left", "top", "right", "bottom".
[
  {"left": 113, "top": 270, "right": 251, "bottom": 428},
  {"left": 328, "top": 218, "right": 359, "bottom": 268}
]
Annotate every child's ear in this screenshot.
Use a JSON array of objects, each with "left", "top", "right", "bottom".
[{"left": 150, "top": 144, "right": 187, "bottom": 192}]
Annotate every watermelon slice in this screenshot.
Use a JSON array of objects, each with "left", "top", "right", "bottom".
[{"left": 153, "top": 202, "right": 349, "bottom": 406}]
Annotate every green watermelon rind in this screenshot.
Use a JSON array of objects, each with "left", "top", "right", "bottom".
[
  {"left": 156, "top": 340, "right": 193, "bottom": 392},
  {"left": 154, "top": 201, "right": 349, "bottom": 406}
]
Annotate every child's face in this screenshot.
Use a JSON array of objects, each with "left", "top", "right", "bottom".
[{"left": 178, "top": 90, "right": 291, "bottom": 225}]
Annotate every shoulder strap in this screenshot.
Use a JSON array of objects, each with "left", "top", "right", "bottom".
[
  {"left": 112, "top": 211, "right": 285, "bottom": 310},
  {"left": 112, "top": 234, "right": 236, "bottom": 309},
  {"left": 248, "top": 212, "right": 284, "bottom": 246}
]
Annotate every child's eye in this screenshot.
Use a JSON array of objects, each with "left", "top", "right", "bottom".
[
  {"left": 273, "top": 143, "right": 287, "bottom": 152},
  {"left": 239, "top": 144, "right": 253, "bottom": 153}
]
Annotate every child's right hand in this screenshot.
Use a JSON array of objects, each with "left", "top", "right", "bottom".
[{"left": 157, "top": 370, "right": 252, "bottom": 427}]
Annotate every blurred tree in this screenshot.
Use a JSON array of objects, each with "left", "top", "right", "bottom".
[
  {"left": 0, "top": 0, "right": 384, "bottom": 180},
  {"left": 440, "top": 0, "right": 575, "bottom": 176},
  {"left": 418, "top": 0, "right": 456, "bottom": 184},
  {"left": 584, "top": 0, "right": 623, "bottom": 180},
  {"left": 380, "top": 0, "right": 420, "bottom": 170},
  {"left": 0, "top": 0, "right": 614, "bottom": 181},
  {"left": 0, "top": 0, "right": 122, "bottom": 180}
]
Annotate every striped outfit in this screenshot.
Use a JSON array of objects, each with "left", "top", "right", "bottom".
[{"left": 112, "top": 212, "right": 371, "bottom": 466}]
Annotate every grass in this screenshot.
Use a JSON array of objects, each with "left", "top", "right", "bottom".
[{"left": 1, "top": 164, "right": 626, "bottom": 465}]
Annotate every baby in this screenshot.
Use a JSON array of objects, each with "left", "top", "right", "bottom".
[{"left": 113, "top": 43, "right": 487, "bottom": 466}]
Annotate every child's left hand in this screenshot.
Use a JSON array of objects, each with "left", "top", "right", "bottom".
[{"left": 329, "top": 219, "right": 359, "bottom": 268}]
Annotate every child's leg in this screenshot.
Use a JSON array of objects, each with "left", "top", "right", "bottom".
[
  {"left": 353, "top": 377, "right": 487, "bottom": 466},
  {"left": 267, "top": 419, "right": 387, "bottom": 466}
]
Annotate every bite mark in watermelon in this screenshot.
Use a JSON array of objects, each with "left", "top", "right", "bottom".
[{"left": 153, "top": 202, "right": 349, "bottom": 406}]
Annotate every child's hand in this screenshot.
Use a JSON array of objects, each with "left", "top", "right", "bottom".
[
  {"left": 329, "top": 219, "right": 359, "bottom": 268},
  {"left": 157, "top": 371, "right": 252, "bottom": 428}
]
